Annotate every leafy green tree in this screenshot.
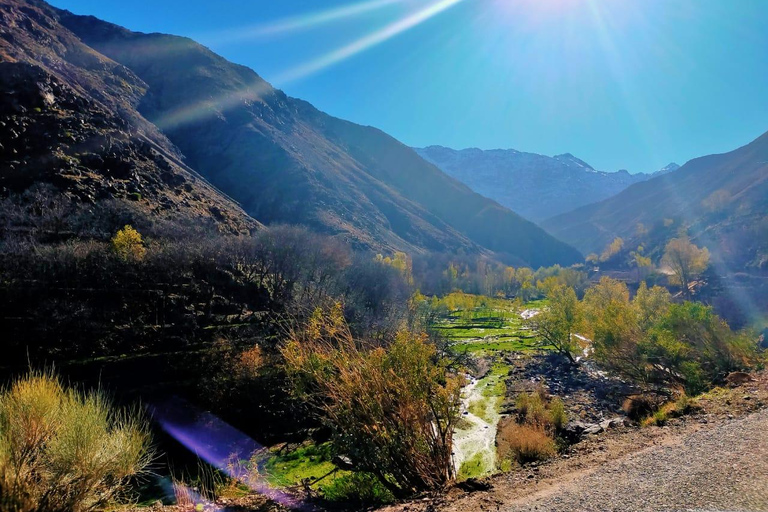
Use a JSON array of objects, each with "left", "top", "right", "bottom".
[
  {"left": 529, "top": 285, "right": 584, "bottom": 364},
  {"left": 583, "top": 278, "right": 757, "bottom": 395},
  {"left": 515, "top": 267, "right": 536, "bottom": 301},
  {"left": 633, "top": 282, "right": 671, "bottom": 331},
  {"left": 583, "top": 278, "right": 642, "bottom": 378}
]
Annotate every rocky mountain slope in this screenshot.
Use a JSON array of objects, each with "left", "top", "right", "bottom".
[
  {"left": 22, "top": 3, "right": 580, "bottom": 267},
  {"left": 0, "top": 0, "right": 259, "bottom": 234},
  {"left": 542, "top": 130, "right": 768, "bottom": 269},
  {"left": 414, "top": 145, "right": 678, "bottom": 221}
]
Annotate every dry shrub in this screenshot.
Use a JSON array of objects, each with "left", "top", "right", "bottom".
[
  {"left": 282, "top": 303, "right": 462, "bottom": 498},
  {"left": 622, "top": 394, "right": 661, "bottom": 421},
  {"left": 235, "top": 345, "right": 264, "bottom": 380},
  {"left": 172, "top": 482, "right": 195, "bottom": 509},
  {"left": 497, "top": 421, "right": 556, "bottom": 464},
  {"left": 0, "top": 371, "right": 152, "bottom": 512},
  {"left": 515, "top": 389, "right": 567, "bottom": 433}
]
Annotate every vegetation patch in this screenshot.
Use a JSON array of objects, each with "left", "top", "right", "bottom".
[
  {"left": 497, "top": 387, "right": 568, "bottom": 467},
  {"left": 263, "top": 443, "right": 339, "bottom": 490},
  {"left": 458, "top": 451, "right": 488, "bottom": 480},
  {"left": 0, "top": 371, "right": 152, "bottom": 512}
]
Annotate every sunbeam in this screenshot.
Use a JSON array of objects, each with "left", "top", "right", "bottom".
[
  {"left": 152, "top": 0, "right": 465, "bottom": 131},
  {"left": 151, "top": 79, "right": 273, "bottom": 131},
  {"left": 273, "top": 0, "right": 466, "bottom": 85},
  {"left": 584, "top": 0, "right": 662, "bottom": 166},
  {"left": 198, "top": 0, "right": 409, "bottom": 47}
]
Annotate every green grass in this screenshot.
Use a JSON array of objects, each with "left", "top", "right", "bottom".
[
  {"left": 262, "top": 443, "right": 394, "bottom": 505},
  {"left": 458, "top": 451, "right": 487, "bottom": 480},
  {"left": 263, "top": 443, "right": 340, "bottom": 490},
  {"left": 431, "top": 298, "right": 550, "bottom": 356}
]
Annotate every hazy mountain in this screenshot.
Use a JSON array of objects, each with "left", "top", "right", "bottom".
[
  {"left": 414, "top": 146, "right": 675, "bottom": 221},
  {"left": 542, "top": 131, "right": 768, "bottom": 269},
  {"left": 653, "top": 162, "right": 681, "bottom": 176},
  {"left": 0, "top": 1, "right": 578, "bottom": 267}
]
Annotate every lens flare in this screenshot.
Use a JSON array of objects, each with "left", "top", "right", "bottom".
[
  {"left": 198, "top": 0, "right": 409, "bottom": 47},
  {"left": 151, "top": 397, "right": 311, "bottom": 510},
  {"left": 151, "top": 0, "right": 465, "bottom": 131},
  {"left": 273, "top": 0, "right": 466, "bottom": 85}
]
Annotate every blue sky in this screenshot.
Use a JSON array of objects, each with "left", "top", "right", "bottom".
[{"left": 52, "top": 0, "right": 768, "bottom": 174}]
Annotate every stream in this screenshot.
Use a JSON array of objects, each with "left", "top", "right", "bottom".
[{"left": 452, "top": 373, "right": 502, "bottom": 477}]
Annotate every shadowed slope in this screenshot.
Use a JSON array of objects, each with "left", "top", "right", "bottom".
[
  {"left": 57, "top": 9, "right": 582, "bottom": 266},
  {"left": 0, "top": 0, "right": 259, "bottom": 233}
]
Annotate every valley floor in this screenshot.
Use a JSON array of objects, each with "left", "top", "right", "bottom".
[{"left": 381, "top": 372, "right": 768, "bottom": 512}]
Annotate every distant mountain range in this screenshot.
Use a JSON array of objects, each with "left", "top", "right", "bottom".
[
  {"left": 542, "top": 131, "right": 768, "bottom": 270},
  {"left": 0, "top": 0, "right": 582, "bottom": 267},
  {"left": 414, "top": 146, "right": 679, "bottom": 222}
]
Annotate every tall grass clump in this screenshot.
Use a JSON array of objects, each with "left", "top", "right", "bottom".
[
  {"left": 0, "top": 371, "right": 153, "bottom": 512},
  {"left": 497, "top": 423, "right": 556, "bottom": 465},
  {"left": 498, "top": 389, "right": 568, "bottom": 466}
]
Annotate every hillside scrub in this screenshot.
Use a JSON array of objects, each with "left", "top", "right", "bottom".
[
  {"left": 583, "top": 278, "right": 759, "bottom": 395},
  {"left": 0, "top": 371, "right": 152, "bottom": 512},
  {"left": 281, "top": 304, "right": 463, "bottom": 498}
]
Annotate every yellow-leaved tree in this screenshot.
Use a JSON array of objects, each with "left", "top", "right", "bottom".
[
  {"left": 662, "top": 237, "right": 709, "bottom": 299},
  {"left": 111, "top": 225, "right": 146, "bottom": 261}
]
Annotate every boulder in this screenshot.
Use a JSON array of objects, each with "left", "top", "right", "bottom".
[
  {"left": 562, "top": 421, "right": 603, "bottom": 442},
  {"left": 599, "top": 417, "right": 627, "bottom": 430}
]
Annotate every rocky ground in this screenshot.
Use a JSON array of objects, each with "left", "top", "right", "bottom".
[
  {"left": 380, "top": 370, "right": 768, "bottom": 512},
  {"left": 502, "top": 353, "right": 638, "bottom": 425}
]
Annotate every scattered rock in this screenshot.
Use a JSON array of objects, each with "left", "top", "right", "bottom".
[{"left": 599, "top": 417, "right": 627, "bottom": 430}]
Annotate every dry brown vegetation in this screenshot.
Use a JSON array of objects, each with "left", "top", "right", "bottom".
[
  {"left": 497, "top": 388, "right": 568, "bottom": 466},
  {"left": 0, "top": 371, "right": 152, "bottom": 512},
  {"left": 281, "top": 304, "right": 463, "bottom": 498},
  {"left": 497, "top": 423, "right": 556, "bottom": 465}
]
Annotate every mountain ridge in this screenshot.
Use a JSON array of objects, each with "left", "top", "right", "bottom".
[
  {"left": 42, "top": 3, "right": 582, "bottom": 266},
  {"left": 541, "top": 130, "right": 768, "bottom": 269},
  {"left": 414, "top": 145, "right": 676, "bottom": 221}
]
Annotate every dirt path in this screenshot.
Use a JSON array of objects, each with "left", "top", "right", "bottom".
[
  {"left": 452, "top": 376, "right": 498, "bottom": 476},
  {"left": 502, "top": 409, "right": 768, "bottom": 511}
]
